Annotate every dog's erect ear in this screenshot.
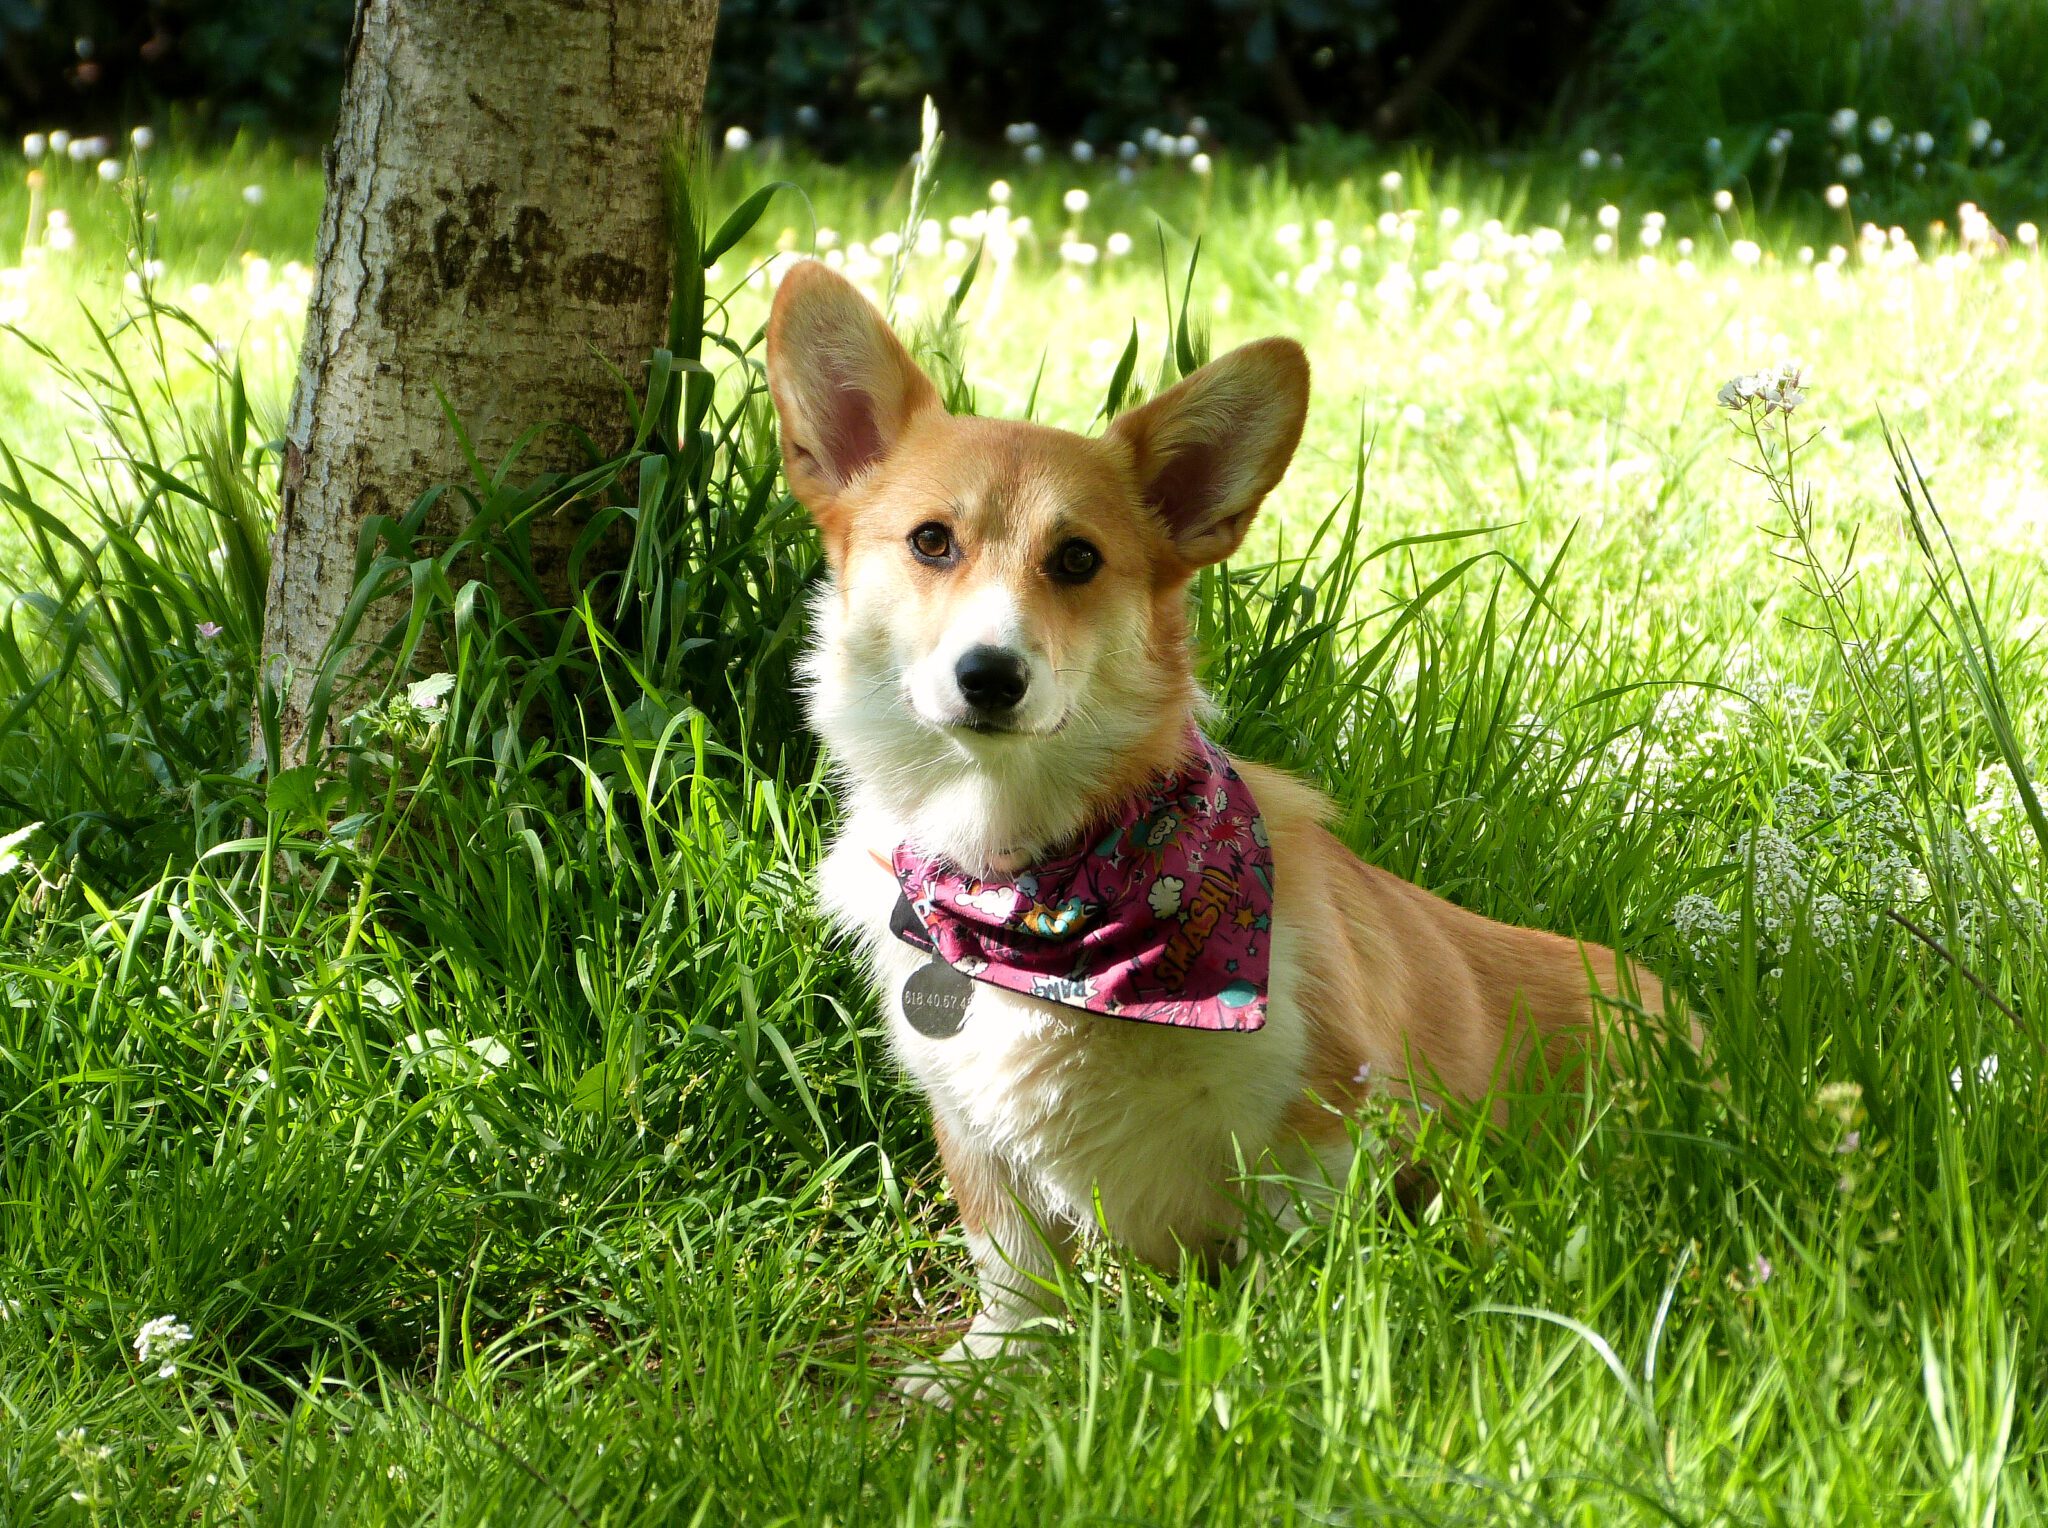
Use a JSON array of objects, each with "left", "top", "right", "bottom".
[
  {"left": 765, "top": 261, "right": 942, "bottom": 522},
  {"left": 1106, "top": 338, "right": 1309, "bottom": 570}
]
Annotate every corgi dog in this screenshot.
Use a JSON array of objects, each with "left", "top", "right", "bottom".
[{"left": 765, "top": 261, "right": 1664, "bottom": 1402}]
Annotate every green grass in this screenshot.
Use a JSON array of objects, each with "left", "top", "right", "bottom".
[{"left": 2, "top": 132, "right": 2046, "bottom": 1523}]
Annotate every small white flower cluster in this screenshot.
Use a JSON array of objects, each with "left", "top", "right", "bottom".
[
  {"left": 134, "top": 1313, "right": 193, "bottom": 1378},
  {"left": 1674, "top": 773, "right": 2040, "bottom": 978},
  {"left": 1717, "top": 361, "right": 1806, "bottom": 415},
  {"left": 1002, "top": 120, "right": 1208, "bottom": 177}
]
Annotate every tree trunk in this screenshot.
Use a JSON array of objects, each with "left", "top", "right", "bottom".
[{"left": 261, "top": 0, "right": 717, "bottom": 764}]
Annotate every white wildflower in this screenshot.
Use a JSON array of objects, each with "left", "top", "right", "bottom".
[
  {"left": 1578, "top": 147, "right": 1602, "bottom": 170},
  {"left": 1189, "top": 152, "right": 1212, "bottom": 176},
  {"left": 1829, "top": 107, "right": 1859, "bottom": 139},
  {"left": 241, "top": 183, "right": 265, "bottom": 206},
  {"left": 1714, "top": 189, "right": 1735, "bottom": 214},
  {"left": 1838, "top": 153, "right": 1864, "bottom": 178},
  {"left": 1717, "top": 360, "right": 1806, "bottom": 414},
  {"left": 1826, "top": 184, "right": 1849, "bottom": 209},
  {"left": 722, "top": 125, "right": 752, "bottom": 153},
  {"left": 130, "top": 125, "right": 154, "bottom": 151},
  {"left": 96, "top": 158, "right": 120, "bottom": 182},
  {"left": 1730, "top": 238, "right": 1762, "bottom": 267},
  {"left": 1867, "top": 116, "right": 1894, "bottom": 146},
  {"left": 1022, "top": 143, "right": 1046, "bottom": 167},
  {"left": 1379, "top": 169, "right": 1402, "bottom": 192},
  {"left": 1070, "top": 140, "right": 1094, "bottom": 163},
  {"left": 1105, "top": 230, "right": 1133, "bottom": 257},
  {"left": 23, "top": 133, "right": 47, "bottom": 161},
  {"left": 1597, "top": 204, "right": 1620, "bottom": 230},
  {"left": 987, "top": 179, "right": 1011, "bottom": 206},
  {"left": 1968, "top": 117, "right": 1992, "bottom": 150},
  {"left": 1062, "top": 187, "right": 1089, "bottom": 215},
  {"left": 1672, "top": 893, "right": 1736, "bottom": 960},
  {"left": 134, "top": 1314, "right": 194, "bottom": 1371}
]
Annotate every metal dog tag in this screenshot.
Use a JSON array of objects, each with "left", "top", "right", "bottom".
[{"left": 901, "top": 958, "right": 971, "bottom": 1038}]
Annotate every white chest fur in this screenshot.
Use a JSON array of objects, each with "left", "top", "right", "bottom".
[{"left": 820, "top": 807, "right": 1311, "bottom": 1266}]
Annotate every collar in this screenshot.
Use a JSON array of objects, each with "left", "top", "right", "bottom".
[{"left": 887, "top": 731, "right": 1273, "bottom": 1032}]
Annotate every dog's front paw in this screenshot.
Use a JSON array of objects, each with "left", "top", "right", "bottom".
[{"left": 895, "top": 1326, "right": 1038, "bottom": 1407}]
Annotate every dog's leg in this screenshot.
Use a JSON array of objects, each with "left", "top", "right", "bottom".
[{"left": 898, "top": 1118, "right": 1073, "bottom": 1406}]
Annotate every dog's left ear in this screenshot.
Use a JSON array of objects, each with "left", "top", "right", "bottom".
[{"left": 1107, "top": 338, "right": 1309, "bottom": 570}]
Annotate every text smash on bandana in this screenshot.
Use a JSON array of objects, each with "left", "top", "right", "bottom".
[{"left": 890, "top": 732, "right": 1275, "bottom": 1032}]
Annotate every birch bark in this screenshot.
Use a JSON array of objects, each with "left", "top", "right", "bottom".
[{"left": 261, "top": 0, "right": 717, "bottom": 762}]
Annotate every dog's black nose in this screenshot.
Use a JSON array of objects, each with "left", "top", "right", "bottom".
[{"left": 955, "top": 645, "right": 1029, "bottom": 714}]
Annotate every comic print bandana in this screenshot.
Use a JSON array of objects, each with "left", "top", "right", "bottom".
[{"left": 889, "top": 732, "right": 1275, "bottom": 1033}]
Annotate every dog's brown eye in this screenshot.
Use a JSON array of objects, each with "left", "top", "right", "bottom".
[
  {"left": 909, "top": 523, "right": 954, "bottom": 564},
  {"left": 1050, "top": 538, "right": 1101, "bottom": 585}
]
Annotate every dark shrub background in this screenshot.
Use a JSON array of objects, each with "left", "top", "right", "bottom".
[
  {"left": 2, "top": 0, "right": 1609, "bottom": 147},
  {"left": 2, "top": 0, "right": 2043, "bottom": 214}
]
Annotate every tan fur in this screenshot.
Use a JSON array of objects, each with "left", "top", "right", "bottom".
[
  {"left": 765, "top": 262, "right": 1675, "bottom": 1400},
  {"left": 1243, "top": 763, "right": 1663, "bottom": 1148}
]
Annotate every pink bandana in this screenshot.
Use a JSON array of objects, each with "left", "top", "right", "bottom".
[{"left": 890, "top": 732, "right": 1274, "bottom": 1032}]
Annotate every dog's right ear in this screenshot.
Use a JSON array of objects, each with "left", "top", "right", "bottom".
[{"left": 765, "top": 261, "right": 942, "bottom": 528}]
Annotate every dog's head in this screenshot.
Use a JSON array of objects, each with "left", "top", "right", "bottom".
[{"left": 766, "top": 260, "right": 1308, "bottom": 871}]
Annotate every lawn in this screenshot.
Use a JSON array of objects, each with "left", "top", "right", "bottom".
[{"left": 2, "top": 130, "right": 2045, "bottom": 1523}]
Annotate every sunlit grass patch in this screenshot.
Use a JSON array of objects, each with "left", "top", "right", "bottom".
[{"left": 1, "top": 133, "right": 2044, "bottom": 1523}]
